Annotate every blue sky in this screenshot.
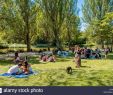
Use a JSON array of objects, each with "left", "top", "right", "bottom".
[
  {"left": 78, "top": 0, "right": 83, "bottom": 17},
  {"left": 78, "top": 0, "right": 86, "bottom": 31}
]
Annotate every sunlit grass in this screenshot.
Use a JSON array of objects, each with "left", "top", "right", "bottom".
[{"left": 0, "top": 54, "right": 113, "bottom": 86}]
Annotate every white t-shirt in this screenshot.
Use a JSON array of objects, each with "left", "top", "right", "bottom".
[{"left": 7, "top": 65, "right": 19, "bottom": 74}]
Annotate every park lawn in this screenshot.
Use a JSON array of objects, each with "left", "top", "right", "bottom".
[{"left": 0, "top": 54, "right": 113, "bottom": 86}]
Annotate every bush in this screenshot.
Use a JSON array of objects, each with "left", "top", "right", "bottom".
[
  {"left": 18, "top": 49, "right": 26, "bottom": 52},
  {"left": 8, "top": 49, "right": 15, "bottom": 52},
  {"left": 36, "top": 44, "right": 49, "bottom": 47},
  {"left": 0, "top": 43, "right": 8, "bottom": 49},
  {"left": 9, "top": 44, "right": 27, "bottom": 48}
]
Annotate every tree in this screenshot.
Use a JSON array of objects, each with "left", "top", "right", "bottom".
[
  {"left": 101, "top": 12, "right": 113, "bottom": 51},
  {"left": 82, "top": 0, "right": 113, "bottom": 48},
  {"left": 16, "top": 0, "right": 39, "bottom": 51},
  {"left": 0, "top": 0, "right": 39, "bottom": 51},
  {"left": 65, "top": 0, "right": 80, "bottom": 48},
  {"left": 39, "top": 0, "right": 79, "bottom": 49}
]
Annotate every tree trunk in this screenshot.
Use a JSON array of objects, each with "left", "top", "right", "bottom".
[
  {"left": 110, "top": 38, "right": 113, "bottom": 52},
  {"left": 100, "top": 36, "right": 104, "bottom": 49},
  {"left": 26, "top": 30, "right": 31, "bottom": 52},
  {"left": 101, "top": 41, "right": 104, "bottom": 49},
  {"left": 55, "top": 36, "right": 62, "bottom": 50},
  {"left": 67, "top": 28, "right": 71, "bottom": 50},
  {"left": 110, "top": 44, "right": 113, "bottom": 52},
  {"left": 55, "top": 34, "right": 62, "bottom": 50},
  {"left": 25, "top": 0, "right": 31, "bottom": 52},
  {"left": 25, "top": 16, "right": 31, "bottom": 52},
  {"left": 52, "top": 22, "right": 62, "bottom": 50}
]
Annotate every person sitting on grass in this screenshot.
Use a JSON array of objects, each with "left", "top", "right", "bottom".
[
  {"left": 21, "top": 61, "right": 33, "bottom": 74},
  {"left": 47, "top": 54, "right": 56, "bottom": 62},
  {"left": 104, "top": 47, "right": 109, "bottom": 59},
  {"left": 14, "top": 52, "right": 22, "bottom": 64},
  {"left": 91, "top": 52, "right": 96, "bottom": 59},
  {"left": 7, "top": 63, "right": 23, "bottom": 75},
  {"left": 95, "top": 48, "right": 101, "bottom": 59},
  {"left": 40, "top": 54, "right": 45, "bottom": 60},
  {"left": 40, "top": 54, "right": 48, "bottom": 62},
  {"left": 81, "top": 49, "right": 86, "bottom": 59}
]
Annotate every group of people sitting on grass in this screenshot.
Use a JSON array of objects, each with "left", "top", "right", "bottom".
[
  {"left": 7, "top": 52, "right": 33, "bottom": 75},
  {"left": 7, "top": 61, "right": 33, "bottom": 75},
  {"left": 39, "top": 54, "right": 56, "bottom": 62},
  {"left": 73, "top": 46, "right": 110, "bottom": 59},
  {"left": 75, "top": 47, "right": 101, "bottom": 59},
  {"left": 11, "top": 46, "right": 110, "bottom": 71},
  {"left": 73, "top": 46, "right": 110, "bottom": 68}
]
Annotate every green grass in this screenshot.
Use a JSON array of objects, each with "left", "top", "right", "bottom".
[{"left": 0, "top": 54, "right": 113, "bottom": 86}]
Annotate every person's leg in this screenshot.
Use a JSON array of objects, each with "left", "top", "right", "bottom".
[
  {"left": 86, "top": 54, "right": 88, "bottom": 58},
  {"left": 98, "top": 53, "right": 101, "bottom": 58},
  {"left": 79, "top": 60, "right": 81, "bottom": 67},
  {"left": 76, "top": 61, "right": 80, "bottom": 68},
  {"left": 105, "top": 53, "right": 107, "bottom": 59}
]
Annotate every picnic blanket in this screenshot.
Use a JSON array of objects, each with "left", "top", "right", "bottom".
[
  {"left": 0, "top": 71, "right": 38, "bottom": 78},
  {"left": 57, "top": 51, "right": 69, "bottom": 57}
]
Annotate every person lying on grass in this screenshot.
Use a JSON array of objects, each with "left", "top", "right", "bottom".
[
  {"left": 40, "top": 54, "right": 56, "bottom": 62},
  {"left": 7, "top": 61, "right": 33, "bottom": 75},
  {"left": 40, "top": 54, "right": 48, "bottom": 62},
  {"left": 47, "top": 54, "right": 56, "bottom": 62},
  {"left": 7, "top": 63, "right": 23, "bottom": 75}
]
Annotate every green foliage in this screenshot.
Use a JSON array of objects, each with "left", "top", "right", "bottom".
[
  {"left": 0, "top": 0, "right": 39, "bottom": 51},
  {"left": 0, "top": 0, "right": 81, "bottom": 49},
  {"left": 0, "top": 43, "right": 8, "bottom": 49},
  {"left": 82, "top": 0, "right": 113, "bottom": 48},
  {"left": 39, "top": 0, "right": 80, "bottom": 49}
]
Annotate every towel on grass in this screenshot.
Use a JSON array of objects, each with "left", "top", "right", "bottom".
[{"left": 0, "top": 71, "right": 38, "bottom": 78}]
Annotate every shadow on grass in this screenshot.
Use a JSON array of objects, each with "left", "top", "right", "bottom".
[
  {"left": 80, "top": 66, "right": 91, "bottom": 68},
  {"left": 29, "top": 59, "right": 41, "bottom": 64},
  {"left": 0, "top": 60, "right": 13, "bottom": 66},
  {"left": 57, "top": 57, "right": 73, "bottom": 62},
  {"left": 47, "top": 69, "right": 113, "bottom": 86}
]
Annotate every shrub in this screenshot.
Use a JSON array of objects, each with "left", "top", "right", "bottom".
[{"left": 0, "top": 43, "right": 8, "bottom": 49}]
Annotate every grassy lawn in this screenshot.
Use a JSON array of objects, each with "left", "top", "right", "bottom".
[{"left": 0, "top": 53, "right": 113, "bottom": 86}]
